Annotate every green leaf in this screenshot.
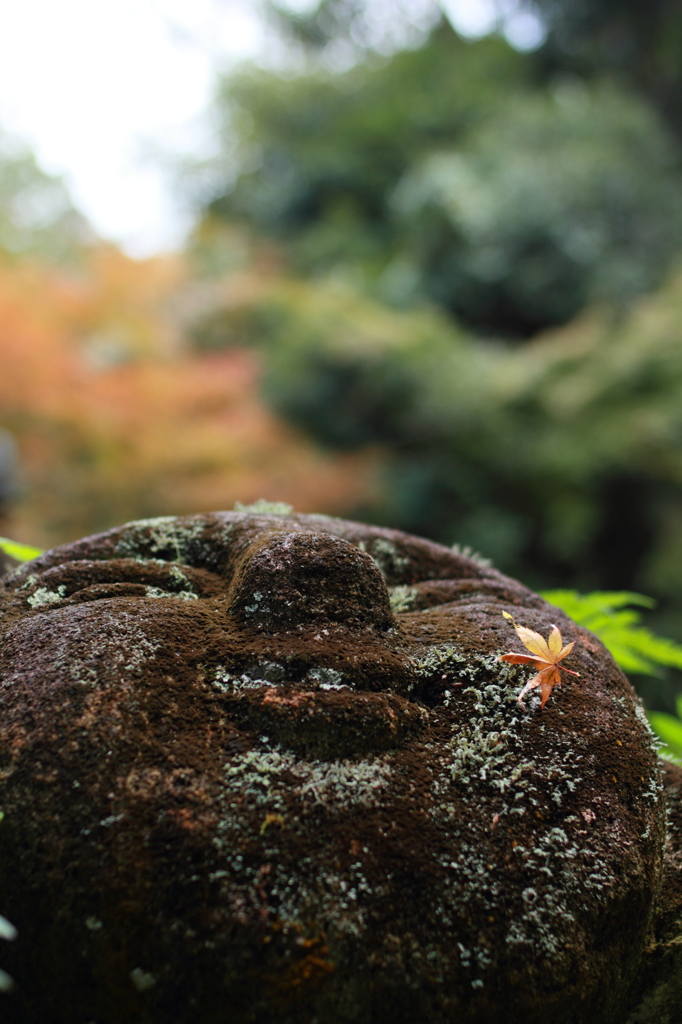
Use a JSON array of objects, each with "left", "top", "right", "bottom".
[
  {"left": 540, "top": 589, "right": 682, "bottom": 676},
  {"left": 647, "top": 711, "right": 682, "bottom": 759},
  {"left": 0, "top": 536, "right": 43, "bottom": 563},
  {"left": 544, "top": 589, "right": 682, "bottom": 760}
]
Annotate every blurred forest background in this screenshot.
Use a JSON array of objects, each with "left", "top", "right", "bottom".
[{"left": 3, "top": 0, "right": 682, "bottom": 709}]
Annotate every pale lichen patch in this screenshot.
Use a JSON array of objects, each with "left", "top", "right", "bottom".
[
  {"left": 450, "top": 543, "right": 493, "bottom": 569},
  {"left": 144, "top": 586, "right": 198, "bottom": 602},
  {"left": 358, "top": 538, "right": 410, "bottom": 583},
  {"left": 389, "top": 585, "right": 419, "bottom": 614},
  {"left": 209, "top": 664, "right": 285, "bottom": 693},
  {"left": 114, "top": 515, "right": 212, "bottom": 563},
  {"left": 233, "top": 499, "right": 294, "bottom": 515},
  {"left": 59, "top": 614, "right": 163, "bottom": 684},
  {"left": 412, "top": 642, "right": 498, "bottom": 685},
  {"left": 416, "top": 642, "right": 660, "bottom": 990},
  {"left": 27, "top": 585, "right": 66, "bottom": 608},
  {"left": 295, "top": 758, "right": 393, "bottom": 807},
  {"left": 306, "top": 666, "right": 346, "bottom": 690},
  {"left": 223, "top": 748, "right": 393, "bottom": 811}
]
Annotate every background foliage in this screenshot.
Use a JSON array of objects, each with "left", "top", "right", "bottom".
[
  {"left": 0, "top": 131, "right": 90, "bottom": 264},
  {"left": 203, "top": 23, "right": 682, "bottom": 337}
]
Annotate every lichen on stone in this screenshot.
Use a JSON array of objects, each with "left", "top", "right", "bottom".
[
  {"left": 113, "top": 514, "right": 214, "bottom": 563},
  {"left": 389, "top": 584, "right": 419, "bottom": 614},
  {"left": 224, "top": 747, "right": 393, "bottom": 810},
  {"left": 233, "top": 499, "right": 294, "bottom": 515},
  {"left": 26, "top": 585, "right": 66, "bottom": 608},
  {"left": 306, "top": 666, "right": 346, "bottom": 690},
  {"left": 358, "top": 537, "right": 410, "bottom": 583},
  {"left": 450, "top": 542, "right": 493, "bottom": 568},
  {"left": 294, "top": 757, "right": 393, "bottom": 807},
  {"left": 144, "top": 585, "right": 198, "bottom": 601}
]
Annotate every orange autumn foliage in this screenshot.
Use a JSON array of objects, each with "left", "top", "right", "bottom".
[{"left": 0, "top": 247, "right": 376, "bottom": 548}]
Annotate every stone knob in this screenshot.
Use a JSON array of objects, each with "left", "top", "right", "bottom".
[{"left": 227, "top": 530, "right": 395, "bottom": 633}]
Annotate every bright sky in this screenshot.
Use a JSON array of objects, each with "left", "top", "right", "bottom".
[
  {"left": 0, "top": 0, "right": 264, "bottom": 255},
  {"left": 0, "top": 0, "right": 543, "bottom": 257}
]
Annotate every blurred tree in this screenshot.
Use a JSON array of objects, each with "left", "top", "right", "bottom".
[
  {"left": 264, "top": 0, "right": 440, "bottom": 56},
  {"left": 193, "top": 19, "right": 682, "bottom": 337},
  {"left": 0, "top": 131, "right": 91, "bottom": 264},
  {"left": 205, "top": 22, "right": 529, "bottom": 243},
  {"left": 393, "top": 81, "right": 682, "bottom": 335},
  {"left": 529, "top": 0, "right": 682, "bottom": 137},
  {"left": 268, "top": 0, "right": 682, "bottom": 140}
]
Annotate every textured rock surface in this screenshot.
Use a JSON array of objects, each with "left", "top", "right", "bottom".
[
  {"left": 0, "top": 549, "right": 18, "bottom": 578},
  {"left": 0, "top": 509, "right": 678, "bottom": 1024}
]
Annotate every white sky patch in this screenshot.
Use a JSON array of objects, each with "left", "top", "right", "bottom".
[
  {"left": 443, "top": 0, "right": 546, "bottom": 50},
  {"left": 0, "top": 0, "right": 263, "bottom": 255},
  {"left": 442, "top": 0, "right": 499, "bottom": 37},
  {"left": 0, "top": 0, "right": 545, "bottom": 257}
]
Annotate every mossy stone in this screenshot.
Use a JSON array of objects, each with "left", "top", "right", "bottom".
[{"left": 0, "top": 511, "right": 678, "bottom": 1023}]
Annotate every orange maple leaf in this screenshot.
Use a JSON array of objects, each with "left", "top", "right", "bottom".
[{"left": 498, "top": 611, "right": 579, "bottom": 709}]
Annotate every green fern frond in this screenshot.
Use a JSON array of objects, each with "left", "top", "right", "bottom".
[
  {"left": 541, "top": 588, "right": 682, "bottom": 762},
  {"left": 0, "top": 537, "right": 43, "bottom": 563},
  {"left": 648, "top": 708, "right": 682, "bottom": 760},
  {"left": 540, "top": 589, "right": 682, "bottom": 676}
]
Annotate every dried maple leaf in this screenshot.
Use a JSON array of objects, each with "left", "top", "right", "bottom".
[{"left": 499, "top": 611, "right": 579, "bottom": 709}]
